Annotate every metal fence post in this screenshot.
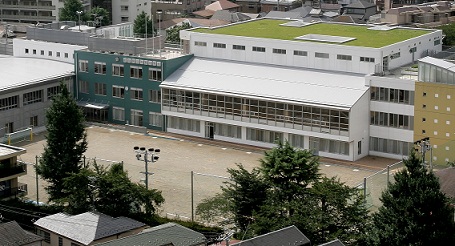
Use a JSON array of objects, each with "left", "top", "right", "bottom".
[{"left": 363, "top": 177, "right": 367, "bottom": 204}]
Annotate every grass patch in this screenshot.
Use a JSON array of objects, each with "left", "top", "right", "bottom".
[{"left": 193, "top": 19, "right": 431, "bottom": 48}]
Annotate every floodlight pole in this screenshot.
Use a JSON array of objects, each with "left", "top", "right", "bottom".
[
  {"left": 76, "top": 11, "right": 83, "bottom": 31},
  {"left": 133, "top": 146, "right": 160, "bottom": 190}
]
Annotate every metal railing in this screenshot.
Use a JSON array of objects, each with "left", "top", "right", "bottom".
[
  {"left": 0, "top": 183, "right": 27, "bottom": 199},
  {"left": 0, "top": 161, "right": 27, "bottom": 179}
]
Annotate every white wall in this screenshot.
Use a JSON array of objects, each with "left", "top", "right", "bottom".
[
  {"left": 348, "top": 90, "right": 371, "bottom": 161},
  {"left": 112, "top": 0, "right": 151, "bottom": 25},
  {"left": 13, "top": 39, "right": 86, "bottom": 64}
]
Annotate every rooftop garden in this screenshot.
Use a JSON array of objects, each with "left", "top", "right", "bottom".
[{"left": 192, "top": 19, "right": 432, "bottom": 48}]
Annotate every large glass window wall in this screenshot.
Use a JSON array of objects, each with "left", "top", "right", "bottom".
[
  {"left": 162, "top": 89, "right": 349, "bottom": 136},
  {"left": 369, "top": 137, "right": 412, "bottom": 156},
  {"left": 419, "top": 62, "right": 455, "bottom": 85},
  {"left": 370, "top": 86, "right": 414, "bottom": 105}
]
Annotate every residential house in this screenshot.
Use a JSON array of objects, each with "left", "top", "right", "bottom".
[
  {"left": 96, "top": 222, "right": 207, "bottom": 246},
  {"left": 34, "top": 212, "right": 147, "bottom": 246},
  {"left": 382, "top": 1, "right": 455, "bottom": 27},
  {"left": 342, "top": 0, "right": 377, "bottom": 23},
  {"left": 150, "top": 0, "right": 212, "bottom": 22},
  {"left": 435, "top": 167, "right": 455, "bottom": 201},
  {"left": 0, "top": 221, "right": 43, "bottom": 246},
  {"left": 236, "top": 0, "right": 262, "bottom": 13},
  {"left": 0, "top": 144, "right": 27, "bottom": 200},
  {"left": 111, "top": 0, "right": 151, "bottom": 24},
  {"left": 318, "top": 239, "right": 346, "bottom": 246},
  {"left": 231, "top": 225, "right": 311, "bottom": 246},
  {"left": 210, "top": 10, "right": 252, "bottom": 23},
  {"left": 261, "top": 0, "right": 300, "bottom": 12},
  {"left": 193, "top": 0, "right": 240, "bottom": 19},
  {"left": 0, "top": 0, "right": 91, "bottom": 24}
]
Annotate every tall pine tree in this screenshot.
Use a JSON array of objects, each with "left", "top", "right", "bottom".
[
  {"left": 37, "top": 83, "right": 88, "bottom": 202},
  {"left": 367, "top": 151, "right": 455, "bottom": 245}
]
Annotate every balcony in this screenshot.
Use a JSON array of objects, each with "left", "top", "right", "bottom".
[
  {"left": 0, "top": 14, "right": 55, "bottom": 21},
  {"left": 0, "top": 161, "right": 27, "bottom": 179},
  {"left": 0, "top": 4, "right": 55, "bottom": 10},
  {"left": 0, "top": 183, "right": 27, "bottom": 199}
]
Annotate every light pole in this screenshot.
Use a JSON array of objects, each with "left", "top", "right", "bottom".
[
  {"left": 76, "top": 11, "right": 83, "bottom": 31},
  {"left": 157, "top": 10, "right": 162, "bottom": 57},
  {"left": 414, "top": 137, "right": 432, "bottom": 170},
  {"left": 133, "top": 146, "right": 160, "bottom": 190}
]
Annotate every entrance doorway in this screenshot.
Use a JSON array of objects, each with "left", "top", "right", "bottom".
[{"left": 205, "top": 122, "right": 214, "bottom": 139}]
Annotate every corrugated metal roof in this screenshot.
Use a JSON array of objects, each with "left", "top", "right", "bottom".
[
  {"left": 161, "top": 58, "right": 367, "bottom": 109},
  {"left": 0, "top": 56, "right": 73, "bottom": 92},
  {"left": 34, "top": 212, "right": 146, "bottom": 245}
]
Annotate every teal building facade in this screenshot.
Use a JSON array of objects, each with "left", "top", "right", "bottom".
[{"left": 74, "top": 50, "right": 193, "bottom": 131}]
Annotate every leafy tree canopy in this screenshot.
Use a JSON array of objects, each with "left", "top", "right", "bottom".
[
  {"left": 366, "top": 151, "right": 455, "bottom": 245},
  {"left": 59, "top": 0, "right": 88, "bottom": 22},
  {"left": 165, "top": 22, "right": 192, "bottom": 44},
  {"left": 133, "top": 11, "right": 154, "bottom": 37},
  {"left": 88, "top": 7, "right": 110, "bottom": 27},
  {"left": 62, "top": 162, "right": 164, "bottom": 217},
  {"left": 197, "top": 141, "right": 368, "bottom": 245},
  {"left": 37, "top": 82, "right": 88, "bottom": 202}
]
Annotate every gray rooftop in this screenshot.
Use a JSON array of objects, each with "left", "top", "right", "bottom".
[
  {"left": 34, "top": 212, "right": 146, "bottom": 245},
  {"left": 161, "top": 58, "right": 367, "bottom": 109},
  {"left": 0, "top": 56, "right": 74, "bottom": 92},
  {"left": 232, "top": 225, "right": 310, "bottom": 246},
  {"left": 0, "top": 221, "right": 43, "bottom": 246},
  {"left": 419, "top": 56, "right": 455, "bottom": 72},
  {"left": 0, "top": 143, "right": 26, "bottom": 160},
  {"left": 97, "top": 222, "right": 206, "bottom": 246}
]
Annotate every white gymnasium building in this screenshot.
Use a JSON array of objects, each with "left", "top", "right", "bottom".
[{"left": 160, "top": 19, "right": 442, "bottom": 161}]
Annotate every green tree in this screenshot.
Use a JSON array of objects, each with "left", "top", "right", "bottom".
[
  {"left": 439, "top": 23, "right": 455, "bottom": 46},
  {"left": 62, "top": 162, "right": 164, "bottom": 217},
  {"left": 366, "top": 151, "right": 455, "bottom": 245},
  {"left": 59, "top": 0, "right": 88, "bottom": 22},
  {"left": 88, "top": 7, "right": 110, "bottom": 26},
  {"left": 133, "top": 11, "right": 154, "bottom": 37},
  {"left": 165, "top": 22, "right": 192, "bottom": 44},
  {"left": 37, "top": 83, "right": 88, "bottom": 202}
]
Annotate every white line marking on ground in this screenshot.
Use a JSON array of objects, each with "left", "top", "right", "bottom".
[
  {"left": 221, "top": 148, "right": 227, "bottom": 150},
  {"left": 325, "top": 164, "right": 331, "bottom": 167},
  {"left": 246, "top": 152, "right": 252, "bottom": 154},
  {"left": 353, "top": 169, "right": 360, "bottom": 172}
]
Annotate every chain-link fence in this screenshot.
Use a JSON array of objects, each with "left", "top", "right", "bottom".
[{"left": 356, "top": 161, "right": 404, "bottom": 211}]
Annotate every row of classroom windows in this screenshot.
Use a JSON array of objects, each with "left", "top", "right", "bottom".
[
  {"left": 167, "top": 116, "right": 350, "bottom": 156},
  {"left": 79, "top": 81, "right": 161, "bottom": 102},
  {"left": 162, "top": 89, "right": 350, "bottom": 136},
  {"left": 78, "top": 61, "right": 162, "bottom": 81},
  {"left": 0, "top": 86, "right": 61, "bottom": 111},
  {"left": 195, "top": 41, "right": 376, "bottom": 63}
]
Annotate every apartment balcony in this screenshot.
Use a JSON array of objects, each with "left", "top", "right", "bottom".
[
  {"left": 0, "top": 161, "right": 27, "bottom": 180},
  {"left": 0, "top": 4, "right": 55, "bottom": 10},
  {"left": 0, "top": 14, "right": 55, "bottom": 22},
  {"left": 0, "top": 183, "right": 27, "bottom": 199}
]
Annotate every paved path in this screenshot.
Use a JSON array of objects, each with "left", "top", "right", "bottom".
[{"left": 17, "top": 125, "right": 393, "bottom": 221}]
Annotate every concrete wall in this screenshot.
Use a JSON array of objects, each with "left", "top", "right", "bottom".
[
  {"left": 112, "top": 0, "right": 151, "bottom": 25},
  {"left": 13, "top": 39, "right": 86, "bottom": 64}
]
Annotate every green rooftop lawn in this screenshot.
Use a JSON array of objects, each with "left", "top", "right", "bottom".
[{"left": 192, "top": 19, "right": 431, "bottom": 48}]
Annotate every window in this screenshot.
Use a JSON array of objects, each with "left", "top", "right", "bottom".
[
  {"left": 131, "top": 109, "right": 143, "bottom": 126},
  {"left": 337, "top": 54, "right": 352, "bottom": 61},
  {"left": 435, "top": 93, "right": 439, "bottom": 98},
  {"left": 272, "top": 48, "right": 286, "bottom": 54},
  {"left": 94, "top": 83, "right": 106, "bottom": 95},
  {"left": 294, "top": 50, "right": 307, "bottom": 56},
  {"left": 194, "top": 41, "right": 207, "bottom": 46},
  {"left": 112, "top": 107, "right": 125, "bottom": 121},
  {"left": 56, "top": 52, "right": 60, "bottom": 57},
  {"left": 423, "top": 92, "right": 427, "bottom": 96},
  {"left": 252, "top": 46, "right": 266, "bottom": 52},
  {"left": 315, "top": 52, "right": 329, "bottom": 58},
  {"left": 0, "top": 95, "right": 19, "bottom": 111},
  {"left": 213, "top": 43, "right": 226, "bottom": 48},
  {"left": 25, "top": 48, "right": 29, "bottom": 54},
  {"left": 149, "top": 90, "right": 161, "bottom": 103},
  {"left": 79, "top": 60, "right": 88, "bottom": 72},
  {"left": 4, "top": 122, "right": 13, "bottom": 134},
  {"left": 233, "top": 45, "right": 245, "bottom": 50},
  {"left": 448, "top": 95, "right": 451, "bottom": 99},
  {"left": 59, "top": 237, "right": 63, "bottom": 246},
  {"left": 79, "top": 80, "right": 89, "bottom": 94},
  {"left": 120, "top": 5, "right": 128, "bottom": 11},
  {"left": 121, "top": 16, "right": 129, "bottom": 22},
  {"left": 434, "top": 39, "right": 441, "bottom": 45},
  {"left": 48, "top": 51, "right": 52, "bottom": 56},
  {"left": 149, "top": 112, "right": 163, "bottom": 127},
  {"left": 47, "top": 85, "right": 61, "bottom": 100},
  {"left": 112, "top": 64, "right": 124, "bottom": 77},
  {"left": 112, "top": 86, "right": 125, "bottom": 98},
  {"left": 33, "top": 49, "right": 36, "bottom": 54},
  {"left": 130, "top": 66, "right": 143, "bottom": 79},
  {"left": 94, "top": 62, "right": 107, "bottom": 74},
  {"left": 30, "top": 116, "right": 38, "bottom": 127},
  {"left": 148, "top": 68, "right": 162, "bottom": 81},
  {"left": 37, "top": 229, "right": 50, "bottom": 243},
  {"left": 246, "top": 128, "right": 282, "bottom": 143},
  {"left": 64, "top": 53, "right": 68, "bottom": 58},
  {"left": 23, "top": 90, "right": 43, "bottom": 105},
  {"left": 390, "top": 52, "right": 400, "bottom": 59},
  {"left": 360, "top": 56, "right": 375, "bottom": 63},
  {"left": 422, "top": 118, "right": 426, "bottom": 122},
  {"left": 167, "top": 116, "right": 200, "bottom": 132},
  {"left": 130, "top": 88, "right": 143, "bottom": 101},
  {"left": 40, "top": 50, "right": 44, "bottom": 55}
]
